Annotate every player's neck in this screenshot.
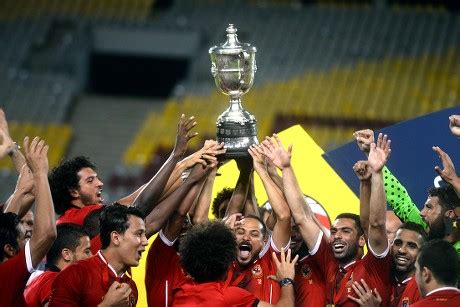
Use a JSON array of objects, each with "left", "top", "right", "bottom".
[
  {"left": 394, "top": 269, "right": 414, "bottom": 282},
  {"left": 100, "top": 249, "right": 126, "bottom": 276}
]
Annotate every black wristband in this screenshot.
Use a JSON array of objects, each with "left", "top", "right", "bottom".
[{"left": 279, "top": 277, "right": 295, "bottom": 287}]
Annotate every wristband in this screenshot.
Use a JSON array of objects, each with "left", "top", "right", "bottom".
[{"left": 279, "top": 277, "right": 295, "bottom": 287}]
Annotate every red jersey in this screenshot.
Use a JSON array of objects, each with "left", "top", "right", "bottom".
[
  {"left": 49, "top": 251, "right": 138, "bottom": 306},
  {"left": 0, "top": 241, "right": 34, "bottom": 307},
  {"left": 390, "top": 276, "right": 420, "bottom": 307},
  {"left": 146, "top": 231, "right": 187, "bottom": 307},
  {"left": 229, "top": 237, "right": 287, "bottom": 304},
  {"left": 294, "top": 255, "right": 326, "bottom": 307},
  {"left": 24, "top": 270, "right": 58, "bottom": 306},
  {"left": 311, "top": 232, "right": 392, "bottom": 307},
  {"left": 56, "top": 204, "right": 103, "bottom": 225},
  {"left": 411, "top": 288, "right": 460, "bottom": 306},
  {"left": 172, "top": 271, "right": 258, "bottom": 307}
]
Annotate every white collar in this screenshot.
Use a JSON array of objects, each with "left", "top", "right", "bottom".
[
  {"left": 343, "top": 260, "right": 356, "bottom": 270},
  {"left": 425, "top": 286, "right": 460, "bottom": 297},
  {"left": 97, "top": 250, "right": 125, "bottom": 278}
]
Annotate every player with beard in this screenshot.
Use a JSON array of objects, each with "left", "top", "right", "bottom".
[
  {"left": 389, "top": 222, "right": 427, "bottom": 306},
  {"left": 145, "top": 140, "right": 222, "bottom": 307},
  {"left": 267, "top": 133, "right": 393, "bottom": 306},
  {"left": 412, "top": 239, "right": 460, "bottom": 306},
  {"left": 173, "top": 221, "right": 297, "bottom": 307},
  {"left": 48, "top": 114, "right": 202, "bottom": 254},
  {"left": 223, "top": 141, "right": 291, "bottom": 304}
]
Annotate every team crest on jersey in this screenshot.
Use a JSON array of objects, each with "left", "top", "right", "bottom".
[
  {"left": 401, "top": 297, "right": 409, "bottom": 307},
  {"left": 301, "top": 263, "right": 312, "bottom": 278},
  {"left": 251, "top": 264, "right": 263, "bottom": 278}
]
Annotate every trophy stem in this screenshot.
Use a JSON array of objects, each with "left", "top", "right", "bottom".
[{"left": 229, "top": 96, "right": 243, "bottom": 111}]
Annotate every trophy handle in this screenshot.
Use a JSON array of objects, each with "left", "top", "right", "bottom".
[{"left": 239, "top": 51, "right": 250, "bottom": 86}]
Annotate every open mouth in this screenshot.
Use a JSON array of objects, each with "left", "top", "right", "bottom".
[
  {"left": 395, "top": 255, "right": 409, "bottom": 265},
  {"left": 238, "top": 242, "right": 252, "bottom": 259},
  {"left": 96, "top": 190, "right": 104, "bottom": 203},
  {"left": 332, "top": 242, "right": 346, "bottom": 253}
]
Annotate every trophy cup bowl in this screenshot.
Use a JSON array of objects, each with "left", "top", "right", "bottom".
[{"left": 209, "top": 24, "right": 259, "bottom": 159}]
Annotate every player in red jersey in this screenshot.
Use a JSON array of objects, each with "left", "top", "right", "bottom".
[
  {"left": 146, "top": 142, "right": 221, "bottom": 307},
  {"left": 48, "top": 114, "right": 201, "bottom": 254},
  {"left": 173, "top": 221, "right": 297, "bottom": 307},
  {"left": 223, "top": 141, "right": 291, "bottom": 304},
  {"left": 0, "top": 136, "right": 57, "bottom": 307},
  {"left": 24, "top": 224, "right": 91, "bottom": 306},
  {"left": 264, "top": 133, "right": 393, "bottom": 306},
  {"left": 412, "top": 239, "right": 460, "bottom": 306},
  {"left": 49, "top": 204, "right": 148, "bottom": 306}
]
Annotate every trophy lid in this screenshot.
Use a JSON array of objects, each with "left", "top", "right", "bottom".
[{"left": 209, "top": 24, "right": 257, "bottom": 55}]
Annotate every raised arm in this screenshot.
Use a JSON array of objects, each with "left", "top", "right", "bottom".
[
  {"left": 130, "top": 114, "right": 197, "bottom": 213},
  {"left": 433, "top": 146, "right": 460, "bottom": 198},
  {"left": 0, "top": 109, "right": 26, "bottom": 173},
  {"left": 353, "top": 160, "right": 372, "bottom": 239},
  {"left": 262, "top": 134, "right": 322, "bottom": 251},
  {"left": 190, "top": 167, "right": 216, "bottom": 225},
  {"left": 243, "top": 173, "right": 260, "bottom": 217},
  {"left": 367, "top": 134, "right": 390, "bottom": 255},
  {"left": 223, "top": 158, "right": 252, "bottom": 218},
  {"left": 249, "top": 142, "right": 290, "bottom": 249},
  {"left": 3, "top": 164, "right": 34, "bottom": 217},
  {"left": 23, "top": 136, "right": 57, "bottom": 268},
  {"left": 144, "top": 163, "right": 210, "bottom": 238}
]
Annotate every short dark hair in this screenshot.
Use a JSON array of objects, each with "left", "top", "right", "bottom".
[
  {"left": 335, "top": 213, "right": 364, "bottom": 236},
  {"left": 417, "top": 239, "right": 458, "bottom": 286},
  {"left": 46, "top": 224, "right": 89, "bottom": 265},
  {"left": 428, "top": 185, "right": 460, "bottom": 211},
  {"left": 0, "top": 212, "right": 20, "bottom": 261},
  {"left": 179, "top": 222, "right": 236, "bottom": 283},
  {"left": 82, "top": 208, "right": 103, "bottom": 239},
  {"left": 398, "top": 222, "right": 428, "bottom": 242},
  {"left": 244, "top": 214, "right": 268, "bottom": 238},
  {"left": 48, "top": 156, "right": 97, "bottom": 215},
  {"left": 212, "top": 187, "right": 233, "bottom": 218},
  {"left": 99, "top": 203, "right": 145, "bottom": 249}
]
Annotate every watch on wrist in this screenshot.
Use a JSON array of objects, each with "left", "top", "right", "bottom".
[{"left": 279, "top": 277, "right": 295, "bottom": 287}]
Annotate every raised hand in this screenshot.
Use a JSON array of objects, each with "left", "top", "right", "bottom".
[
  {"left": 433, "top": 146, "right": 459, "bottom": 184},
  {"left": 347, "top": 279, "right": 382, "bottom": 307},
  {"left": 173, "top": 114, "right": 198, "bottom": 158},
  {"left": 269, "top": 247, "right": 298, "bottom": 282},
  {"left": 367, "top": 133, "right": 391, "bottom": 173},
  {"left": 99, "top": 281, "right": 132, "bottom": 307},
  {"left": 353, "top": 129, "right": 374, "bottom": 154},
  {"left": 181, "top": 140, "right": 226, "bottom": 168},
  {"left": 449, "top": 115, "right": 460, "bottom": 137},
  {"left": 23, "top": 136, "right": 49, "bottom": 175},
  {"left": 248, "top": 144, "right": 266, "bottom": 173},
  {"left": 261, "top": 134, "right": 292, "bottom": 170},
  {"left": 223, "top": 213, "right": 243, "bottom": 229},
  {"left": 353, "top": 160, "right": 372, "bottom": 181}
]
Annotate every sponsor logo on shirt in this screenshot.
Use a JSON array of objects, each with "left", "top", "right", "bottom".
[{"left": 301, "top": 264, "right": 312, "bottom": 279}]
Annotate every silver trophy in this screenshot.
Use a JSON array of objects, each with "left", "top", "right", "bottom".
[{"left": 209, "top": 24, "right": 258, "bottom": 158}]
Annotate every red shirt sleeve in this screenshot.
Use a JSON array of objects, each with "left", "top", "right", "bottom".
[
  {"left": 0, "top": 249, "right": 30, "bottom": 306},
  {"left": 224, "top": 286, "right": 259, "bottom": 307},
  {"left": 48, "top": 264, "right": 84, "bottom": 307}
]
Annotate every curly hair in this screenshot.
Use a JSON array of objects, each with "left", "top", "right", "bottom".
[
  {"left": 428, "top": 185, "right": 460, "bottom": 211},
  {"left": 211, "top": 187, "right": 234, "bottom": 218},
  {"left": 48, "top": 156, "right": 96, "bottom": 215},
  {"left": 179, "top": 222, "right": 236, "bottom": 283}
]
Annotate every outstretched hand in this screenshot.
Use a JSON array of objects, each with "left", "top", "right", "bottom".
[
  {"left": 269, "top": 247, "right": 298, "bottom": 282},
  {"left": 367, "top": 133, "right": 391, "bottom": 173},
  {"left": 449, "top": 115, "right": 460, "bottom": 137},
  {"left": 353, "top": 160, "right": 372, "bottom": 181},
  {"left": 181, "top": 140, "right": 226, "bottom": 168},
  {"left": 353, "top": 129, "right": 374, "bottom": 154},
  {"left": 248, "top": 144, "right": 267, "bottom": 173},
  {"left": 433, "top": 146, "right": 459, "bottom": 185},
  {"left": 260, "top": 134, "right": 292, "bottom": 170},
  {"left": 173, "top": 114, "right": 198, "bottom": 158},
  {"left": 348, "top": 279, "right": 382, "bottom": 307},
  {"left": 23, "top": 136, "right": 49, "bottom": 175}
]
